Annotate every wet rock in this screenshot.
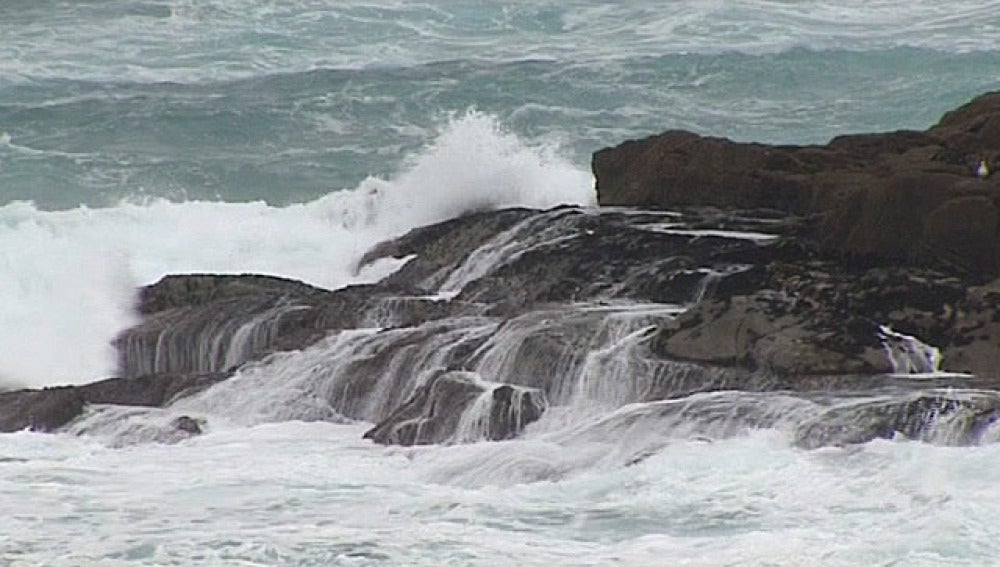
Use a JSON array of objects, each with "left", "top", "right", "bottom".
[
  {"left": 364, "top": 206, "right": 800, "bottom": 313},
  {"left": 488, "top": 384, "right": 546, "bottom": 441},
  {"left": 172, "top": 415, "right": 205, "bottom": 435},
  {"left": 117, "top": 274, "right": 462, "bottom": 377},
  {"left": 136, "top": 273, "right": 329, "bottom": 315},
  {"left": 359, "top": 207, "right": 537, "bottom": 292},
  {"left": 0, "top": 373, "right": 225, "bottom": 433},
  {"left": 119, "top": 275, "right": 335, "bottom": 376},
  {"left": 363, "top": 370, "right": 545, "bottom": 446},
  {"left": 650, "top": 229, "right": 1000, "bottom": 377},
  {"left": 0, "top": 387, "right": 84, "bottom": 433},
  {"left": 793, "top": 391, "right": 1000, "bottom": 449},
  {"left": 654, "top": 291, "right": 890, "bottom": 376}
]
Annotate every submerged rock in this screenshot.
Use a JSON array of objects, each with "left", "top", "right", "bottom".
[
  {"left": 172, "top": 415, "right": 205, "bottom": 435},
  {"left": 794, "top": 391, "right": 1000, "bottom": 449}
]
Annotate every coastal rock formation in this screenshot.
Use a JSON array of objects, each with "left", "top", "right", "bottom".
[
  {"left": 5, "top": 92, "right": 1000, "bottom": 451},
  {"left": 594, "top": 90, "right": 1000, "bottom": 275}
]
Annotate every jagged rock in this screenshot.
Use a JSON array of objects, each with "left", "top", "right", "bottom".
[
  {"left": 941, "top": 276, "right": 1000, "bottom": 374},
  {"left": 363, "top": 370, "right": 544, "bottom": 446},
  {"left": 118, "top": 274, "right": 350, "bottom": 377},
  {"left": 0, "top": 373, "right": 225, "bottom": 433},
  {"left": 136, "top": 273, "right": 328, "bottom": 315},
  {"left": 594, "top": 90, "right": 1000, "bottom": 275},
  {"left": 18, "top": 107, "right": 1000, "bottom": 448}
]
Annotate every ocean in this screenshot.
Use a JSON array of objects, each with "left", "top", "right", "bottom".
[{"left": 2, "top": 1, "right": 1000, "bottom": 565}]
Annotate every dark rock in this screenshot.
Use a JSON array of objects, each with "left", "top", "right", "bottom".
[
  {"left": 363, "top": 370, "right": 545, "bottom": 446},
  {"left": 652, "top": 253, "right": 1000, "bottom": 376},
  {"left": 136, "top": 273, "right": 328, "bottom": 315},
  {"left": 0, "top": 373, "right": 226, "bottom": 433},
  {"left": 119, "top": 275, "right": 333, "bottom": 376},
  {"left": 0, "top": 387, "right": 84, "bottom": 432},
  {"left": 594, "top": 91, "right": 1000, "bottom": 275},
  {"left": 172, "top": 415, "right": 204, "bottom": 435},
  {"left": 77, "top": 372, "right": 227, "bottom": 407},
  {"left": 117, "top": 274, "right": 462, "bottom": 377},
  {"left": 489, "top": 384, "right": 546, "bottom": 441},
  {"left": 25, "top": 104, "right": 1000, "bottom": 448},
  {"left": 359, "top": 207, "right": 537, "bottom": 292},
  {"left": 653, "top": 290, "right": 890, "bottom": 376}
]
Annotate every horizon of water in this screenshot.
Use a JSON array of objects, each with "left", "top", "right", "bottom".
[{"left": 3, "top": 1, "right": 1000, "bottom": 564}]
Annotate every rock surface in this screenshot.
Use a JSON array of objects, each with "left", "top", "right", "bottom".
[{"left": 653, "top": 259, "right": 1000, "bottom": 377}]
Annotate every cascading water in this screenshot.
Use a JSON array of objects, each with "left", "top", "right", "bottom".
[
  {"left": 878, "top": 325, "right": 942, "bottom": 375},
  {"left": 67, "top": 210, "right": 993, "bottom": 459},
  {"left": 117, "top": 300, "right": 313, "bottom": 376},
  {"left": 436, "top": 208, "right": 583, "bottom": 298}
]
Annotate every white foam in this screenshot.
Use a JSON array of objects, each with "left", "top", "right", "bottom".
[
  {"left": 0, "top": 112, "right": 594, "bottom": 388},
  {"left": 632, "top": 223, "right": 780, "bottom": 242},
  {"left": 5, "top": 422, "right": 1000, "bottom": 565}
]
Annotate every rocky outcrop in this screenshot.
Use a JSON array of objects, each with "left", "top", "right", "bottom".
[
  {"left": 7, "top": 93, "right": 1000, "bottom": 451},
  {"left": 594, "top": 91, "right": 1000, "bottom": 275},
  {"left": 0, "top": 372, "right": 224, "bottom": 433},
  {"left": 363, "top": 370, "right": 545, "bottom": 445},
  {"left": 11, "top": 201, "right": 999, "bottom": 448}
]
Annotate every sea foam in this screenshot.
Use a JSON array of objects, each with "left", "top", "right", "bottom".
[{"left": 0, "top": 111, "right": 594, "bottom": 388}]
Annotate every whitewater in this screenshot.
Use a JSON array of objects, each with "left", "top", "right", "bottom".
[{"left": 3, "top": 1, "right": 1000, "bottom": 565}]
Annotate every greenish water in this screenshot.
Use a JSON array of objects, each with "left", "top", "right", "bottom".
[{"left": 2, "top": 1, "right": 998, "bottom": 208}]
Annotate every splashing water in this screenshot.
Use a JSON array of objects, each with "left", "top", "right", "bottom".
[
  {"left": 0, "top": 111, "right": 594, "bottom": 388},
  {"left": 878, "top": 325, "right": 941, "bottom": 375}
]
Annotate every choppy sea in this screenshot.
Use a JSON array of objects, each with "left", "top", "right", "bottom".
[{"left": 2, "top": 2, "right": 1000, "bottom": 565}]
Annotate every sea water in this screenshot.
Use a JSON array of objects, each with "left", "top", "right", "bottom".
[{"left": 2, "top": 1, "right": 1000, "bottom": 564}]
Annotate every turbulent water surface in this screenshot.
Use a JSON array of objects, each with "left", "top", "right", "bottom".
[{"left": 2, "top": 1, "right": 1000, "bottom": 565}]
